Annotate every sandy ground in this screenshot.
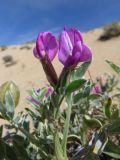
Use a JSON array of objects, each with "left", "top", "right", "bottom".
[{"left": 0, "top": 28, "right": 120, "bottom": 113}]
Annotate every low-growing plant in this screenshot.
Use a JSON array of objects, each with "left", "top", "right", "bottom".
[
  {"left": 0, "top": 27, "right": 120, "bottom": 160},
  {"left": 99, "top": 22, "right": 120, "bottom": 41},
  {"left": 2, "top": 55, "right": 17, "bottom": 67},
  {"left": 2, "top": 55, "right": 13, "bottom": 63},
  {"left": 0, "top": 45, "right": 7, "bottom": 51},
  {"left": 20, "top": 45, "right": 31, "bottom": 50}
]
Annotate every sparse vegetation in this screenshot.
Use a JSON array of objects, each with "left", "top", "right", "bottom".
[
  {"left": 2, "top": 55, "right": 17, "bottom": 67},
  {"left": 2, "top": 55, "right": 13, "bottom": 63},
  {"left": 0, "top": 45, "right": 7, "bottom": 51},
  {"left": 99, "top": 22, "right": 120, "bottom": 41},
  {"left": 20, "top": 45, "right": 31, "bottom": 50}
]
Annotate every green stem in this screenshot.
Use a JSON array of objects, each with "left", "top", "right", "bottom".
[
  {"left": 62, "top": 95, "right": 72, "bottom": 157},
  {"left": 55, "top": 94, "right": 65, "bottom": 120}
]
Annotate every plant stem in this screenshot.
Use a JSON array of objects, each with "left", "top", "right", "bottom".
[{"left": 62, "top": 95, "right": 72, "bottom": 157}]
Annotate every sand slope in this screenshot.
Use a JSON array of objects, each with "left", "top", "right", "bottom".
[{"left": 0, "top": 28, "right": 120, "bottom": 112}]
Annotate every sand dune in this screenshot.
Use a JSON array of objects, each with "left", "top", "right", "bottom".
[{"left": 0, "top": 28, "right": 120, "bottom": 112}]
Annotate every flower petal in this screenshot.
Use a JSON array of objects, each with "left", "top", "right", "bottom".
[
  {"left": 41, "top": 32, "right": 58, "bottom": 61},
  {"left": 79, "top": 44, "right": 92, "bottom": 62},
  {"left": 65, "top": 28, "right": 83, "bottom": 45},
  {"left": 26, "top": 96, "right": 40, "bottom": 106},
  {"left": 58, "top": 31, "right": 73, "bottom": 65},
  {"left": 33, "top": 47, "right": 39, "bottom": 58},
  {"left": 36, "top": 32, "right": 46, "bottom": 59},
  {"left": 36, "top": 32, "right": 58, "bottom": 61},
  {"left": 45, "top": 86, "right": 54, "bottom": 98},
  {"left": 72, "top": 41, "right": 82, "bottom": 63},
  {"left": 92, "top": 84, "right": 102, "bottom": 94},
  {"left": 46, "top": 34, "right": 58, "bottom": 61}
]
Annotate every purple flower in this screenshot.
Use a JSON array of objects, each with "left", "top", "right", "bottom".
[
  {"left": 58, "top": 28, "right": 92, "bottom": 67},
  {"left": 92, "top": 84, "right": 102, "bottom": 94},
  {"left": 33, "top": 32, "right": 58, "bottom": 61},
  {"left": 26, "top": 96, "right": 40, "bottom": 107},
  {"left": 45, "top": 86, "right": 54, "bottom": 98},
  {"left": 33, "top": 32, "right": 58, "bottom": 86},
  {"left": 26, "top": 86, "right": 54, "bottom": 107}
]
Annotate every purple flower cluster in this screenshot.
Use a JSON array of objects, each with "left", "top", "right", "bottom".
[
  {"left": 33, "top": 32, "right": 58, "bottom": 61},
  {"left": 33, "top": 27, "right": 92, "bottom": 67},
  {"left": 92, "top": 84, "right": 102, "bottom": 94},
  {"left": 33, "top": 27, "right": 92, "bottom": 86},
  {"left": 27, "top": 86, "right": 54, "bottom": 106}
]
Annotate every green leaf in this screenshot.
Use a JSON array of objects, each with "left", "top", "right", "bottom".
[
  {"left": 74, "top": 61, "right": 91, "bottom": 79},
  {"left": 73, "top": 82, "right": 91, "bottom": 104},
  {"left": 86, "top": 153, "right": 100, "bottom": 160},
  {"left": 0, "top": 101, "right": 6, "bottom": 116},
  {"left": 106, "top": 60, "right": 120, "bottom": 75},
  {"left": 5, "top": 144, "right": 18, "bottom": 160},
  {"left": 66, "top": 79, "right": 86, "bottom": 94},
  {"left": 4, "top": 124, "right": 15, "bottom": 129},
  {"left": 83, "top": 115, "right": 102, "bottom": 129},
  {"left": 111, "top": 109, "right": 119, "bottom": 120},
  {"left": 0, "top": 125, "right": 3, "bottom": 137},
  {"left": 103, "top": 98, "right": 112, "bottom": 119},
  {"left": 13, "top": 141, "right": 30, "bottom": 159},
  {"left": 25, "top": 108, "right": 40, "bottom": 121},
  {"left": 5, "top": 91, "right": 15, "bottom": 119},
  {"left": 0, "top": 81, "right": 20, "bottom": 107},
  {"left": 11, "top": 135, "right": 26, "bottom": 146},
  {"left": 51, "top": 92, "right": 59, "bottom": 109},
  {"left": 59, "top": 69, "right": 70, "bottom": 88},
  {"left": 73, "top": 92, "right": 83, "bottom": 104},
  {"left": 88, "top": 94, "right": 102, "bottom": 100},
  {"left": 22, "top": 116, "right": 30, "bottom": 132},
  {"left": 107, "top": 118, "right": 120, "bottom": 134},
  {"left": 103, "top": 140, "right": 120, "bottom": 159},
  {"left": 13, "top": 115, "right": 21, "bottom": 124},
  {"left": 38, "top": 87, "right": 48, "bottom": 100},
  {"left": 0, "top": 140, "right": 6, "bottom": 159},
  {"left": 0, "top": 114, "right": 4, "bottom": 119}
]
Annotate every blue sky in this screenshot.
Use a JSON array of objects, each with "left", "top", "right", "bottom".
[{"left": 0, "top": 0, "right": 120, "bottom": 45}]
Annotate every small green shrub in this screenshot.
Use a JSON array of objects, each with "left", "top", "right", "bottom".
[
  {"left": 2, "top": 55, "right": 17, "bottom": 67},
  {"left": 20, "top": 45, "right": 31, "bottom": 50},
  {"left": 0, "top": 45, "right": 7, "bottom": 51},
  {"left": 2, "top": 55, "right": 13, "bottom": 63},
  {"left": 99, "top": 22, "right": 120, "bottom": 41}
]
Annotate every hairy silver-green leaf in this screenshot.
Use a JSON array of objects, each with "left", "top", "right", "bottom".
[
  {"left": 106, "top": 60, "right": 120, "bottom": 75},
  {"left": 103, "top": 140, "right": 120, "bottom": 159},
  {"left": 66, "top": 79, "right": 86, "bottom": 93}
]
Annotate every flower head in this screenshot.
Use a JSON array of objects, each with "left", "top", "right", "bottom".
[
  {"left": 92, "top": 84, "right": 102, "bottom": 94},
  {"left": 33, "top": 32, "right": 58, "bottom": 61},
  {"left": 33, "top": 32, "right": 58, "bottom": 86},
  {"left": 26, "top": 86, "right": 54, "bottom": 107},
  {"left": 58, "top": 28, "right": 92, "bottom": 67},
  {"left": 26, "top": 96, "right": 40, "bottom": 107},
  {"left": 45, "top": 86, "right": 54, "bottom": 98}
]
